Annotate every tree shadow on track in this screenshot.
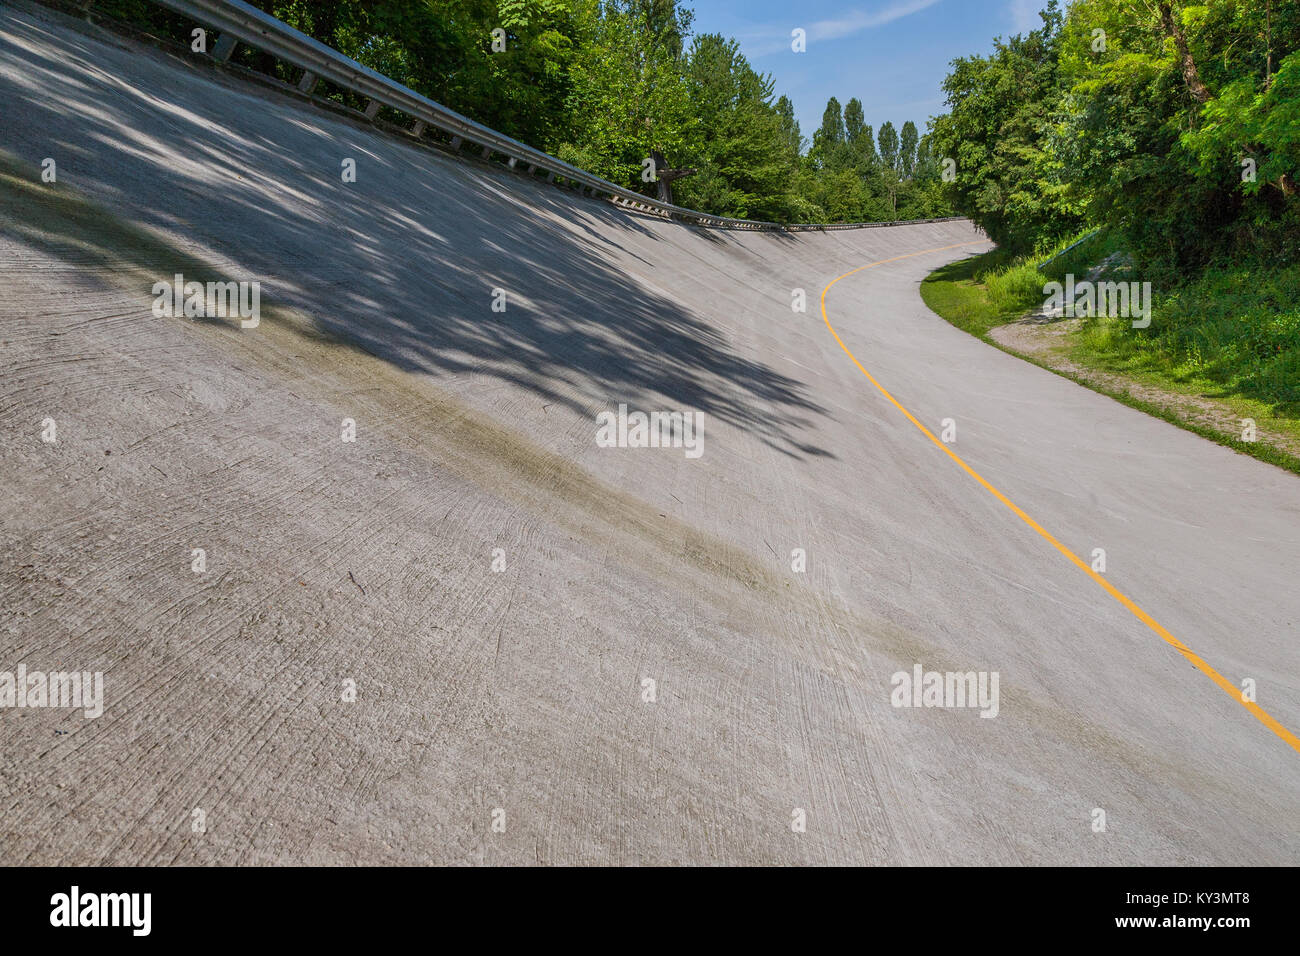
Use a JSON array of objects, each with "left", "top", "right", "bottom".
[{"left": 0, "top": 11, "right": 833, "bottom": 461}]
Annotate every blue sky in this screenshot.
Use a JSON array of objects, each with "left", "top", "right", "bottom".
[{"left": 686, "top": 0, "right": 1047, "bottom": 146}]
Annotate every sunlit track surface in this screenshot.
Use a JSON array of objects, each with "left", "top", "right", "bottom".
[{"left": 1, "top": 0, "right": 1298, "bottom": 865}]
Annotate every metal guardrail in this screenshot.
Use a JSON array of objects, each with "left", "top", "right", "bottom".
[
  {"left": 1035, "top": 228, "right": 1103, "bottom": 270},
  {"left": 146, "top": 0, "right": 965, "bottom": 233}
]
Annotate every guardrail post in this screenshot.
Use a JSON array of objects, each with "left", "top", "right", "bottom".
[
  {"left": 130, "top": 1, "right": 964, "bottom": 235},
  {"left": 212, "top": 33, "right": 238, "bottom": 63}
]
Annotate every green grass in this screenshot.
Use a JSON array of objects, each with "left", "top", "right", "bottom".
[
  {"left": 919, "top": 230, "right": 1127, "bottom": 334},
  {"left": 920, "top": 232, "right": 1300, "bottom": 477},
  {"left": 1071, "top": 267, "right": 1300, "bottom": 417},
  {"left": 919, "top": 252, "right": 1026, "bottom": 337}
]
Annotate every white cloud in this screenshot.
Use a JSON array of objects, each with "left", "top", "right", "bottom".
[
  {"left": 738, "top": 0, "right": 944, "bottom": 57},
  {"left": 809, "top": 0, "right": 944, "bottom": 43}
]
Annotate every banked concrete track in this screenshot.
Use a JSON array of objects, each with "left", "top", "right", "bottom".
[{"left": 1, "top": 1, "right": 1298, "bottom": 865}]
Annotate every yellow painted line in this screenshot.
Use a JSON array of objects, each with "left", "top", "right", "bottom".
[{"left": 821, "top": 242, "right": 1300, "bottom": 755}]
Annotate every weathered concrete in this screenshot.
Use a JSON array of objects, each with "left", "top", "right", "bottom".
[{"left": 1, "top": 0, "right": 1297, "bottom": 865}]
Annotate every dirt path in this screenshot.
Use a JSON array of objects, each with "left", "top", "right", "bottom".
[{"left": 989, "top": 317, "right": 1300, "bottom": 459}]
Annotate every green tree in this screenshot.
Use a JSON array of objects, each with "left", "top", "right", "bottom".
[
  {"left": 899, "top": 120, "right": 918, "bottom": 176},
  {"left": 877, "top": 121, "right": 899, "bottom": 171},
  {"left": 858, "top": 124, "right": 877, "bottom": 166},
  {"left": 812, "top": 97, "right": 847, "bottom": 169},
  {"left": 1055, "top": 0, "right": 1300, "bottom": 270},
  {"left": 556, "top": 1, "right": 694, "bottom": 190},
  {"left": 775, "top": 95, "right": 804, "bottom": 156},
  {"left": 844, "top": 98, "right": 866, "bottom": 144},
  {"left": 673, "top": 34, "right": 801, "bottom": 221},
  {"left": 930, "top": 1, "right": 1080, "bottom": 250}
]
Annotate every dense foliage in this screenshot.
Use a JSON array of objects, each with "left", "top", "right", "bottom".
[
  {"left": 88, "top": 0, "right": 950, "bottom": 223},
  {"left": 926, "top": 1, "right": 1299, "bottom": 424},
  {"left": 931, "top": 0, "right": 1300, "bottom": 274}
]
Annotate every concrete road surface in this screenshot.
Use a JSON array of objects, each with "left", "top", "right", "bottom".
[{"left": 1, "top": 1, "right": 1297, "bottom": 865}]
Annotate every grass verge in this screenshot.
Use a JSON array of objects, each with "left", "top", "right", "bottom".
[{"left": 920, "top": 235, "right": 1300, "bottom": 477}]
